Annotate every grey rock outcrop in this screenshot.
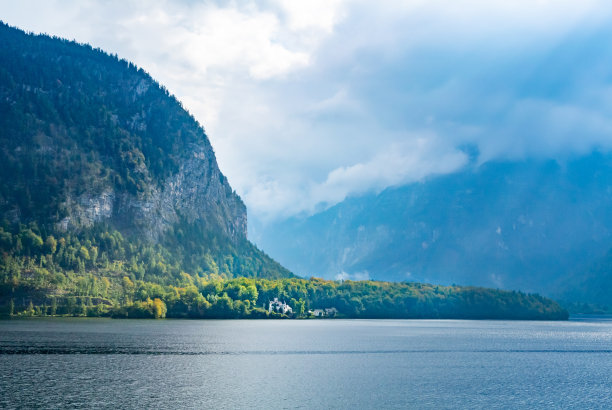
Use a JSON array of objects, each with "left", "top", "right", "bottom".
[{"left": 58, "top": 142, "right": 246, "bottom": 243}]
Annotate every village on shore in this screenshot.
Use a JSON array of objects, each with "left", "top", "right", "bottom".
[{"left": 268, "top": 298, "right": 338, "bottom": 318}]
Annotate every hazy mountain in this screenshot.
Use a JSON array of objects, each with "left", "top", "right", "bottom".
[{"left": 254, "top": 153, "right": 612, "bottom": 305}]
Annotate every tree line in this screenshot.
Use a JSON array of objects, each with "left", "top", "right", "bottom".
[{"left": 0, "top": 222, "right": 568, "bottom": 320}]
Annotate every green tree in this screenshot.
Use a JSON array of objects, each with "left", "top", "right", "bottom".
[
  {"left": 80, "top": 298, "right": 87, "bottom": 316},
  {"left": 23, "top": 229, "right": 43, "bottom": 253},
  {"left": 152, "top": 298, "right": 167, "bottom": 319},
  {"left": 44, "top": 235, "right": 57, "bottom": 254},
  {"left": 79, "top": 246, "right": 90, "bottom": 260},
  {"left": 26, "top": 301, "right": 35, "bottom": 316},
  {"left": 90, "top": 246, "right": 98, "bottom": 266},
  {"left": 294, "top": 298, "right": 306, "bottom": 316},
  {"left": 50, "top": 297, "right": 57, "bottom": 316}
]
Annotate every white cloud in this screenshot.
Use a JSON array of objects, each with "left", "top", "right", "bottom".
[
  {"left": 243, "top": 134, "right": 468, "bottom": 220},
  {"left": 2, "top": 0, "right": 612, "bottom": 224},
  {"left": 273, "top": 0, "right": 348, "bottom": 33},
  {"left": 476, "top": 99, "right": 612, "bottom": 161},
  {"left": 314, "top": 136, "right": 467, "bottom": 207},
  {"left": 335, "top": 271, "right": 370, "bottom": 281}
]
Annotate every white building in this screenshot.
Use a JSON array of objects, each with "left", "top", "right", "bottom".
[
  {"left": 268, "top": 298, "right": 293, "bottom": 315},
  {"left": 325, "top": 308, "right": 338, "bottom": 316},
  {"left": 309, "top": 308, "right": 337, "bottom": 317},
  {"left": 311, "top": 309, "right": 325, "bottom": 317}
]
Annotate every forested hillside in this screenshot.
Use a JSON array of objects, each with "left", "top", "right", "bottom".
[
  {"left": 0, "top": 20, "right": 290, "bottom": 299},
  {"left": 1, "top": 260, "right": 567, "bottom": 320}
]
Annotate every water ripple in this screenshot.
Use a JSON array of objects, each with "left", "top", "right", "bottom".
[{"left": 2, "top": 345, "right": 612, "bottom": 355}]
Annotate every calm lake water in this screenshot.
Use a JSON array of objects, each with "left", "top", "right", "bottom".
[{"left": 1, "top": 317, "right": 611, "bottom": 409}]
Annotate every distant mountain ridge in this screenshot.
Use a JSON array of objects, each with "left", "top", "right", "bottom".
[{"left": 254, "top": 153, "right": 612, "bottom": 306}]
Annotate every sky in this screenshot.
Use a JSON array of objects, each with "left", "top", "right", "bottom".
[{"left": 2, "top": 0, "right": 612, "bottom": 222}]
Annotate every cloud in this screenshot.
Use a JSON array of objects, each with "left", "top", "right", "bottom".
[
  {"left": 335, "top": 271, "right": 370, "bottom": 281},
  {"left": 273, "top": 0, "right": 348, "bottom": 33},
  {"left": 2, "top": 0, "right": 612, "bottom": 224},
  {"left": 117, "top": 4, "right": 311, "bottom": 80},
  {"left": 312, "top": 136, "right": 467, "bottom": 212},
  {"left": 243, "top": 134, "right": 467, "bottom": 219}
]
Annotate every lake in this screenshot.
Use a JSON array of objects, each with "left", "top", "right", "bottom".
[{"left": 1, "top": 317, "right": 611, "bottom": 409}]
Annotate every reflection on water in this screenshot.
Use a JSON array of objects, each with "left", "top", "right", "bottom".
[{"left": 1, "top": 318, "right": 611, "bottom": 409}]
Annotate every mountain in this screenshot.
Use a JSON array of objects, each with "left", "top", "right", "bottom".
[
  {"left": 0, "top": 23, "right": 568, "bottom": 320},
  {"left": 0, "top": 21, "right": 290, "bottom": 281},
  {"left": 253, "top": 153, "right": 612, "bottom": 306}
]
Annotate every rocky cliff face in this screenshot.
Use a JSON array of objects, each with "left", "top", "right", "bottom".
[
  {"left": 58, "top": 141, "right": 247, "bottom": 243},
  {"left": 0, "top": 22, "right": 246, "bottom": 244}
]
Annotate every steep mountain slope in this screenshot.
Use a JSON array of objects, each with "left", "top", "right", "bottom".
[
  {"left": 0, "top": 22, "right": 290, "bottom": 279},
  {"left": 254, "top": 153, "right": 612, "bottom": 303},
  {"left": 557, "top": 250, "right": 612, "bottom": 308}
]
